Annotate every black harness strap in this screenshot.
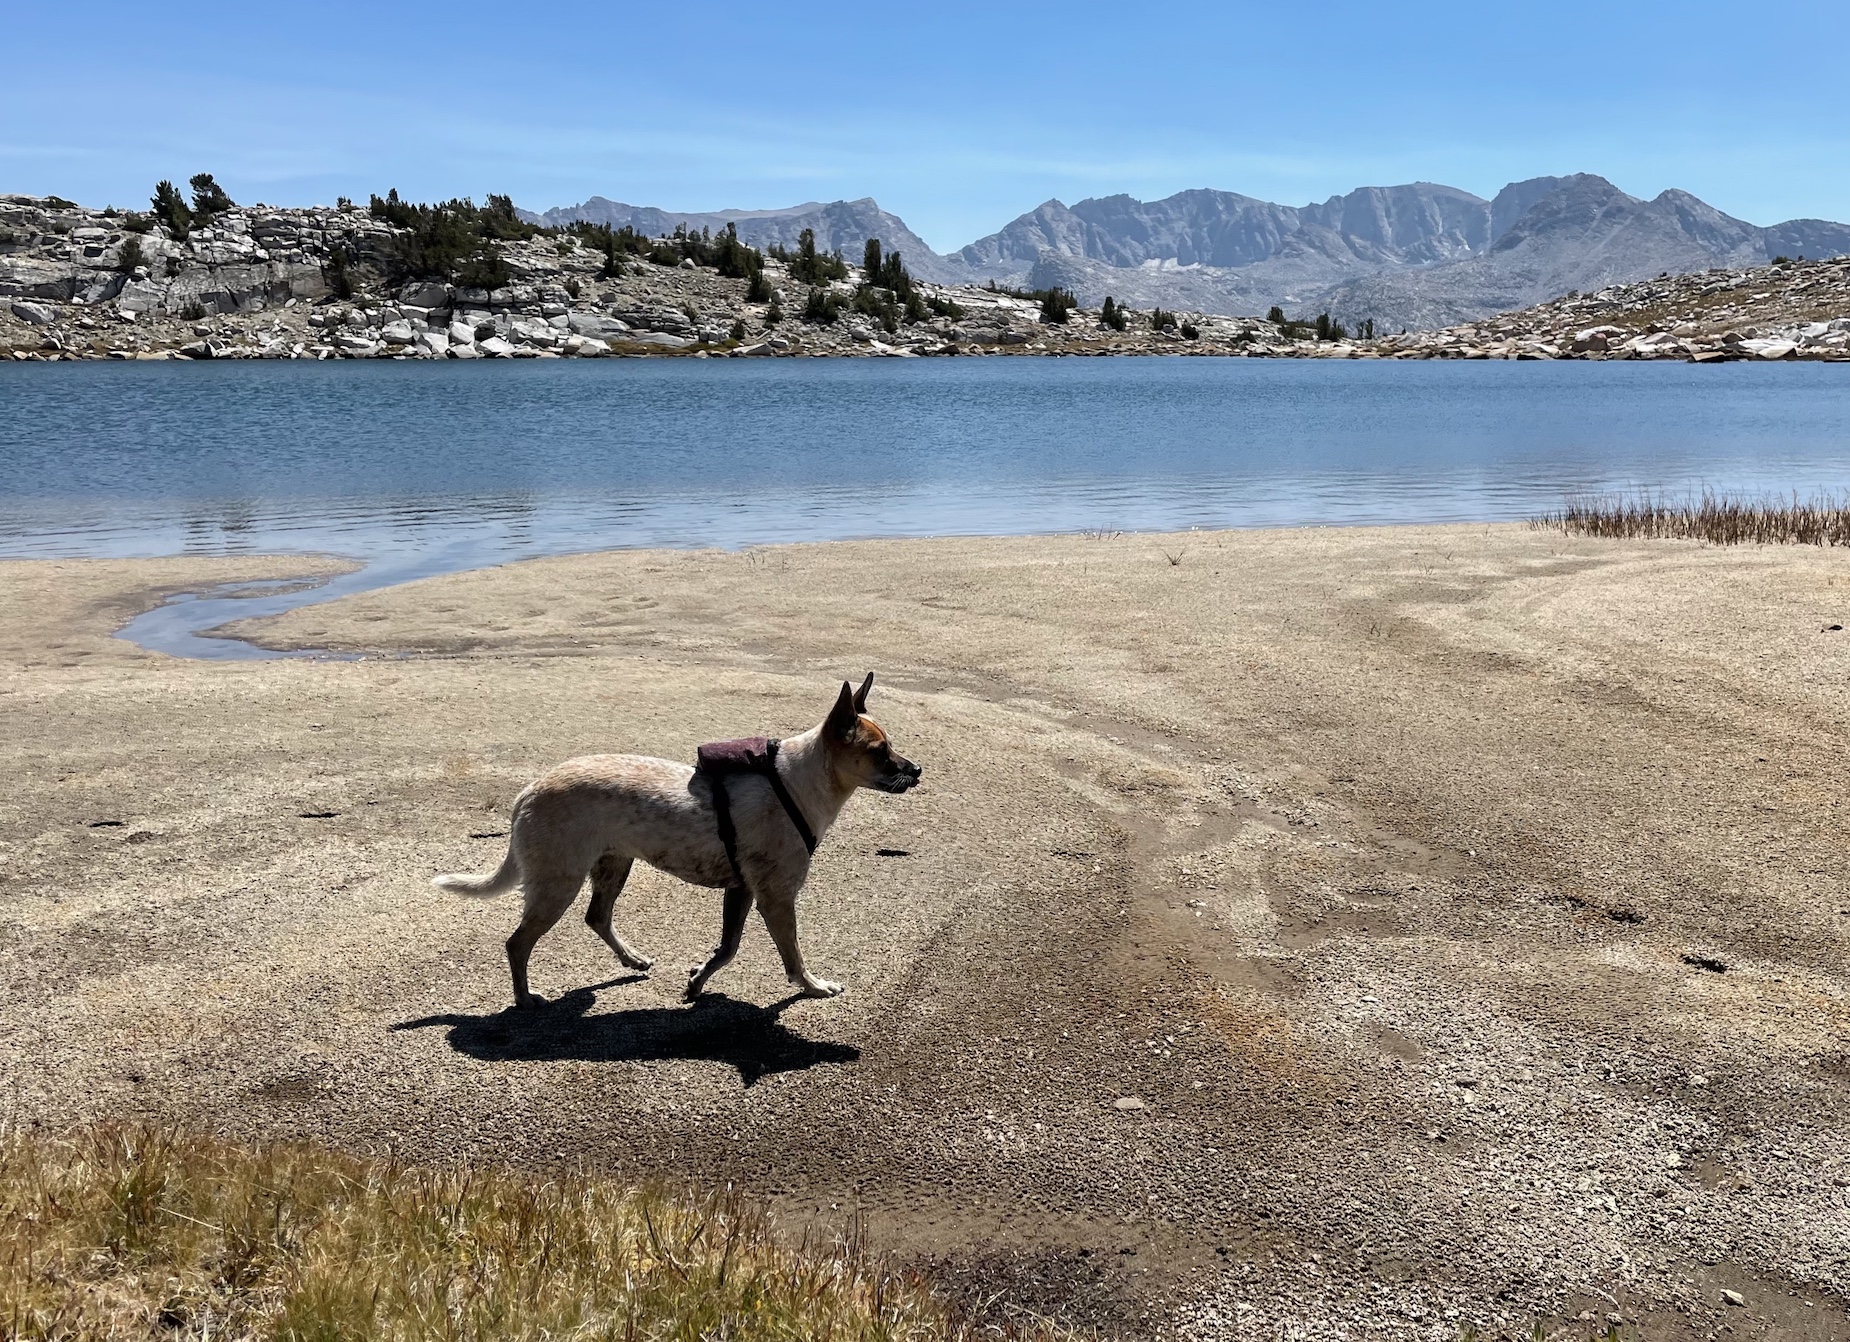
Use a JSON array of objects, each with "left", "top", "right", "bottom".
[
  {"left": 701, "top": 737, "right": 816, "bottom": 889},
  {"left": 761, "top": 740, "right": 819, "bottom": 853}
]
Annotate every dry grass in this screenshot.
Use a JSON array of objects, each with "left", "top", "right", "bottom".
[
  {"left": 1537, "top": 490, "right": 1850, "bottom": 546},
  {"left": 0, "top": 1126, "right": 1067, "bottom": 1342}
]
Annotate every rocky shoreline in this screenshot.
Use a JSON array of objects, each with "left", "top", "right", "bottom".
[{"left": 3, "top": 192, "right": 1846, "bottom": 363}]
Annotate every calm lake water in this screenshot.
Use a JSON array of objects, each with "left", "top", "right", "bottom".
[{"left": 2, "top": 357, "right": 1847, "bottom": 655}]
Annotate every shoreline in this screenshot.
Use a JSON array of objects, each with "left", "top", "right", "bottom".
[{"left": 5, "top": 528, "right": 1850, "bottom": 1336}]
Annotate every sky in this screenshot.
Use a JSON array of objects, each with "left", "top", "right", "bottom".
[{"left": 6, "top": 2, "right": 1849, "bottom": 253}]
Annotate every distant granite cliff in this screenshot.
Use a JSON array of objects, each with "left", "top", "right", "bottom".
[
  {"left": 537, "top": 176, "right": 1850, "bottom": 329},
  {"left": 522, "top": 196, "right": 965, "bottom": 283}
]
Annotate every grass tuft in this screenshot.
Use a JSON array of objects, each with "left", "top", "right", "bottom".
[
  {"left": 1, "top": 1125, "right": 1067, "bottom": 1342},
  {"left": 1536, "top": 489, "right": 1850, "bottom": 546}
]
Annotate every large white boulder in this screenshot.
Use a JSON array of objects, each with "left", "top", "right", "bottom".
[
  {"left": 10, "top": 299, "right": 55, "bottom": 324},
  {"left": 621, "top": 330, "right": 694, "bottom": 349},
  {"left": 566, "top": 312, "right": 630, "bottom": 339}
]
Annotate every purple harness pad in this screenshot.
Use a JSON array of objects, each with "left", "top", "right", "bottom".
[{"left": 696, "top": 736, "right": 775, "bottom": 777}]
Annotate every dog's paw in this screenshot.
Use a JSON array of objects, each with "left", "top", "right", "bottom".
[{"left": 801, "top": 978, "right": 845, "bottom": 998}]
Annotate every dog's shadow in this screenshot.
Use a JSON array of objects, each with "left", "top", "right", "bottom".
[{"left": 391, "top": 981, "right": 858, "bottom": 1087}]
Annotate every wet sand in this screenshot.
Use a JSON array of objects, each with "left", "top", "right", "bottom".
[{"left": 3, "top": 525, "right": 1848, "bottom": 1339}]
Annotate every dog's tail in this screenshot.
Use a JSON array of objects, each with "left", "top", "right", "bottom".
[{"left": 433, "top": 844, "right": 520, "bottom": 898}]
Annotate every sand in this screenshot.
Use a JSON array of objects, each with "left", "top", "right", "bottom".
[{"left": 3, "top": 524, "right": 1848, "bottom": 1339}]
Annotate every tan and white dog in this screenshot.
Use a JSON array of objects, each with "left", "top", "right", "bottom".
[{"left": 434, "top": 674, "right": 921, "bottom": 1009}]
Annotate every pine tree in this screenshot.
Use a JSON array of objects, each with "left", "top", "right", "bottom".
[
  {"left": 1267, "top": 305, "right": 1286, "bottom": 325},
  {"left": 150, "top": 180, "right": 191, "bottom": 238},
  {"left": 1040, "top": 287, "right": 1077, "bottom": 324},
  {"left": 188, "top": 173, "right": 234, "bottom": 221},
  {"left": 1315, "top": 312, "right": 1332, "bottom": 341},
  {"left": 863, "top": 237, "right": 882, "bottom": 281}
]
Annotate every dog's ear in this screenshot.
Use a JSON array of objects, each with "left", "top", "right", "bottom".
[
  {"left": 852, "top": 671, "right": 874, "bottom": 713},
  {"left": 825, "top": 680, "right": 859, "bottom": 740}
]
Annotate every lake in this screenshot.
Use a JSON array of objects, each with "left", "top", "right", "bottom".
[{"left": 3, "top": 357, "right": 1847, "bottom": 655}]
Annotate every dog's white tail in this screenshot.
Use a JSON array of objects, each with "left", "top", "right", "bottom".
[{"left": 433, "top": 845, "right": 520, "bottom": 898}]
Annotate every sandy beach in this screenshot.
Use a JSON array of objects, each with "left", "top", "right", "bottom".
[{"left": 3, "top": 524, "right": 1848, "bottom": 1339}]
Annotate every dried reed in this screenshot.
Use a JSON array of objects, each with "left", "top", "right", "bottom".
[
  {"left": 0, "top": 1125, "right": 1069, "bottom": 1342},
  {"left": 1535, "top": 489, "right": 1850, "bottom": 546}
]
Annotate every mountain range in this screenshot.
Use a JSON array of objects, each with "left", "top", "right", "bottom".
[{"left": 528, "top": 175, "right": 1850, "bottom": 330}]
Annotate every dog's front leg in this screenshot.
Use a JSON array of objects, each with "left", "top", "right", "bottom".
[
  {"left": 758, "top": 891, "right": 842, "bottom": 997},
  {"left": 686, "top": 885, "right": 753, "bottom": 1000}
]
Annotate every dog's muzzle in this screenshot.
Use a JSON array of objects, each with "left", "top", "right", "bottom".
[{"left": 878, "top": 762, "right": 923, "bottom": 794}]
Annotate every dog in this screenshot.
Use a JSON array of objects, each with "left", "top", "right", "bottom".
[{"left": 434, "top": 673, "right": 921, "bottom": 1009}]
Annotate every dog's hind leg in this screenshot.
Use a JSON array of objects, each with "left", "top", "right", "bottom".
[
  {"left": 685, "top": 885, "right": 753, "bottom": 1000},
  {"left": 586, "top": 854, "right": 653, "bottom": 972},
  {"left": 758, "top": 892, "right": 843, "bottom": 998},
  {"left": 506, "top": 873, "right": 580, "bottom": 1009}
]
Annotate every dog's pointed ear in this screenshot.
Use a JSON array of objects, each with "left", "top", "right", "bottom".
[
  {"left": 825, "top": 680, "right": 858, "bottom": 740},
  {"left": 852, "top": 671, "right": 874, "bottom": 713}
]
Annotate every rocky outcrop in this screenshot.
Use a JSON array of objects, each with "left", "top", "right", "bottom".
[
  {"left": 1368, "top": 255, "right": 1850, "bottom": 361},
  {"left": 3, "top": 192, "right": 1844, "bottom": 365}
]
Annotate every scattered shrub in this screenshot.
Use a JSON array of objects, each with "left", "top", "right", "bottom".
[
  {"left": 115, "top": 236, "right": 144, "bottom": 274},
  {"left": 368, "top": 189, "right": 530, "bottom": 285},
  {"left": 729, "top": 317, "right": 747, "bottom": 342},
  {"left": 179, "top": 300, "right": 208, "bottom": 321},
  {"left": 775, "top": 228, "right": 849, "bottom": 284},
  {"left": 43, "top": 195, "right": 78, "bottom": 210},
  {"left": 120, "top": 212, "right": 153, "bottom": 235},
  {"left": 1101, "top": 296, "right": 1127, "bottom": 331},
  {"left": 563, "top": 277, "right": 581, "bottom": 299},
  {"left": 1150, "top": 306, "right": 1174, "bottom": 331},
  {"left": 1180, "top": 321, "right": 1199, "bottom": 340},
  {"left": 1266, "top": 305, "right": 1286, "bottom": 325},
  {"left": 802, "top": 287, "right": 844, "bottom": 324},
  {"left": 927, "top": 293, "right": 964, "bottom": 320},
  {"left": 765, "top": 294, "right": 783, "bottom": 325},
  {"left": 747, "top": 268, "right": 773, "bottom": 302}
]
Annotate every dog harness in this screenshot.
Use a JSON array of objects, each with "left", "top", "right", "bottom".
[{"left": 694, "top": 736, "right": 817, "bottom": 888}]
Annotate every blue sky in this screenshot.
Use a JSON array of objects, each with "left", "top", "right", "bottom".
[{"left": 6, "top": 2, "right": 1847, "bottom": 252}]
